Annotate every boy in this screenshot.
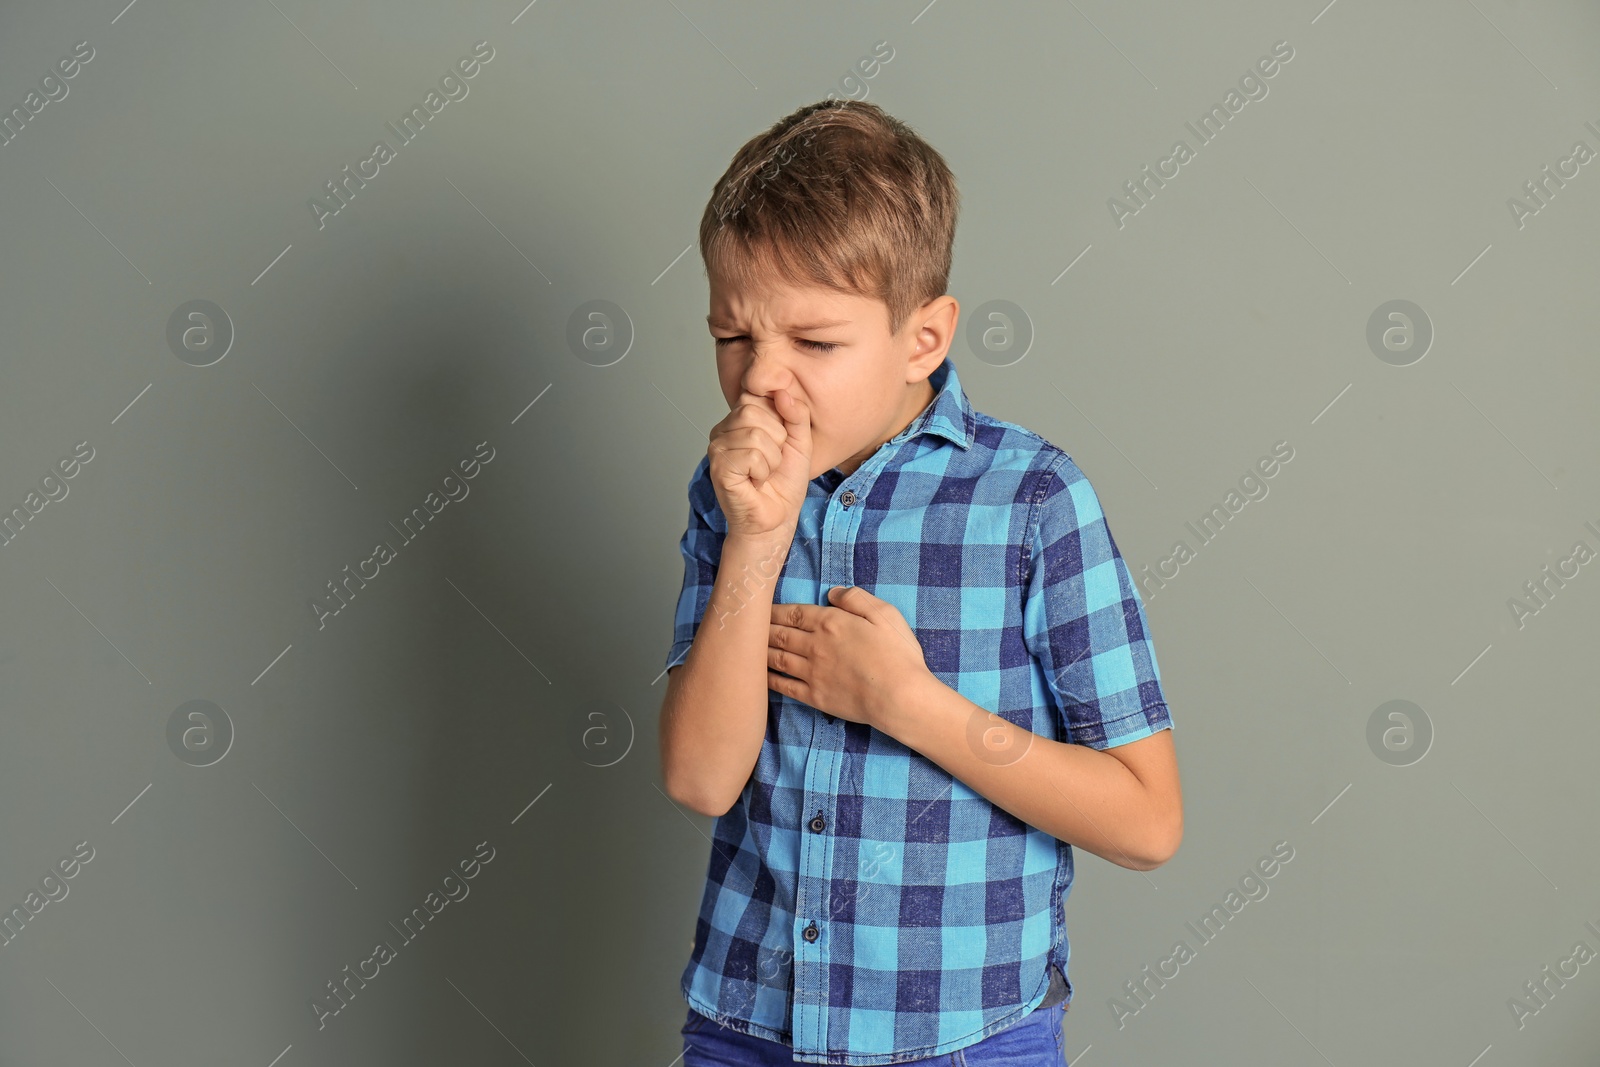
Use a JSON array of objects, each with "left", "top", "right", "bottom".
[{"left": 660, "top": 100, "right": 1181, "bottom": 1065}]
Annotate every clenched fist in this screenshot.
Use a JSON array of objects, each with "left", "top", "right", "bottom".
[{"left": 707, "top": 387, "right": 813, "bottom": 541}]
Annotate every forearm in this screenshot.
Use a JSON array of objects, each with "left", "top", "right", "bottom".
[
  {"left": 876, "top": 674, "right": 1178, "bottom": 870},
  {"left": 660, "top": 529, "right": 795, "bottom": 816}
]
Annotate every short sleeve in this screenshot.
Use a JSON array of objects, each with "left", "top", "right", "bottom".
[
  {"left": 664, "top": 455, "right": 727, "bottom": 673},
  {"left": 1021, "top": 456, "right": 1172, "bottom": 749}
]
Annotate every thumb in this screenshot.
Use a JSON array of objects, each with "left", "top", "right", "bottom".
[
  {"left": 773, "top": 387, "right": 813, "bottom": 465},
  {"left": 828, "top": 584, "right": 880, "bottom": 622}
]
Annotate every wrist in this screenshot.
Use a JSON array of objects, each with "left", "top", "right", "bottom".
[
  {"left": 724, "top": 526, "right": 797, "bottom": 566},
  {"left": 712, "top": 529, "right": 796, "bottom": 608},
  {"left": 873, "top": 668, "right": 946, "bottom": 742}
]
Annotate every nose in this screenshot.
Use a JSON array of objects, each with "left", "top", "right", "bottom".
[{"left": 740, "top": 342, "right": 791, "bottom": 397}]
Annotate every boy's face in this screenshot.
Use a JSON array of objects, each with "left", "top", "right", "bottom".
[{"left": 707, "top": 271, "right": 957, "bottom": 480}]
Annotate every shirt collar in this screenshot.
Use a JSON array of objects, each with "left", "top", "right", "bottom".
[{"left": 891, "top": 356, "right": 975, "bottom": 451}]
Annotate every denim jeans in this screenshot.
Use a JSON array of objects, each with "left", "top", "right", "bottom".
[{"left": 680, "top": 1002, "right": 1069, "bottom": 1066}]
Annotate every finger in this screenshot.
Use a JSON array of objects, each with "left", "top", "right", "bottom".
[
  {"left": 720, "top": 440, "right": 772, "bottom": 485},
  {"left": 771, "top": 387, "right": 812, "bottom": 459},
  {"left": 766, "top": 668, "right": 800, "bottom": 699},
  {"left": 768, "top": 622, "right": 810, "bottom": 659},
  {"left": 829, "top": 586, "right": 922, "bottom": 653},
  {"left": 718, "top": 423, "right": 781, "bottom": 466},
  {"left": 766, "top": 645, "right": 806, "bottom": 679},
  {"left": 736, "top": 392, "right": 788, "bottom": 437},
  {"left": 826, "top": 585, "right": 876, "bottom": 617},
  {"left": 720, "top": 407, "right": 784, "bottom": 463},
  {"left": 726, "top": 426, "right": 783, "bottom": 477},
  {"left": 746, "top": 447, "right": 772, "bottom": 485},
  {"left": 771, "top": 601, "right": 820, "bottom": 629},
  {"left": 723, "top": 409, "right": 788, "bottom": 472}
]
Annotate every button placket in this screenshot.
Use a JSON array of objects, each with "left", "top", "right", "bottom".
[
  {"left": 798, "top": 462, "right": 869, "bottom": 1048},
  {"left": 821, "top": 478, "right": 859, "bottom": 725},
  {"left": 797, "top": 678, "right": 843, "bottom": 1046}
]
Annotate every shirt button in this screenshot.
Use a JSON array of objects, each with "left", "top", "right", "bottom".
[
  {"left": 809, "top": 813, "right": 827, "bottom": 833},
  {"left": 839, "top": 489, "right": 856, "bottom": 508},
  {"left": 803, "top": 922, "right": 819, "bottom": 943}
]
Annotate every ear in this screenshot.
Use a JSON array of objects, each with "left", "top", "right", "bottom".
[{"left": 906, "top": 295, "right": 958, "bottom": 376}]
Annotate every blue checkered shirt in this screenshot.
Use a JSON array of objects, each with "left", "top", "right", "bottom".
[{"left": 664, "top": 356, "right": 1173, "bottom": 1064}]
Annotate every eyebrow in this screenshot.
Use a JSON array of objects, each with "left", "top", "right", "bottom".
[{"left": 706, "top": 316, "right": 852, "bottom": 331}]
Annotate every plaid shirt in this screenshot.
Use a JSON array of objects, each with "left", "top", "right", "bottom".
[{"left": 664, "top": 356, "right": 1173, "bottom": 1064}]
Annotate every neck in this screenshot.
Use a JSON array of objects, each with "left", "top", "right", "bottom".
[{"left": 834, "top": 377, "right": 938, "bottom": 477}]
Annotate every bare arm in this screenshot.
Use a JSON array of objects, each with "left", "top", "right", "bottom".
[
  {"left": 661, "top": 380, "right": 812, "bottom": 818},
  {"left": 660, "top": 527, "right": 796, "bottom": 817}
]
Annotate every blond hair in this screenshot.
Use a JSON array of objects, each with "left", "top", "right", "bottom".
[{"left": 699, "top": 99, "right": 960, "bottom": 338}]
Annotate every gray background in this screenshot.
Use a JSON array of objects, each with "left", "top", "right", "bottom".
[{"left": 1, "top": 0, "right": 1597, "bottom": 1064}]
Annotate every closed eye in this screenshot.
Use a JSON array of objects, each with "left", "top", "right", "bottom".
[{"left": 714, "top": 336, "right": 838, "bottom": 353}]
